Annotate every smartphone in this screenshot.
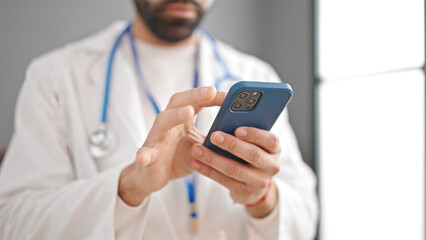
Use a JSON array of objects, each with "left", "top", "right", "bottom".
[{"left": 203, "top": 81, "right": 293, "bottom": 164}]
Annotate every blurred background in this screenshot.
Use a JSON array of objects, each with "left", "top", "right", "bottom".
[{"left": 0, "top": 0, "right": 424, "bottom": 239}]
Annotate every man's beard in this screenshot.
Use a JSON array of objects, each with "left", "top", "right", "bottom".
[{"left": 134, "top": 0, "right": 205, "bottom": 42}]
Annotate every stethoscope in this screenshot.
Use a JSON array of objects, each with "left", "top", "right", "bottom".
[{"left": 88, "top": 22, "right": 241, "bottom": 234}]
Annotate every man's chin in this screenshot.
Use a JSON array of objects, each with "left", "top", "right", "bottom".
[
  {"left": 153, "top": 19, "right": 199, "bottom": 42},
  {"left": 159, "top": 27, "right": 195, "bottom": 42}
]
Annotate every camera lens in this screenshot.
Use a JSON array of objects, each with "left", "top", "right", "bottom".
[
  {"left": 237, "top": 92, "right": 249, "bottom": 100},
  {"left": 232, "top": 102, "right": 243, "bottom": 110},
  {"left": 246, "top": 98, "right": 257, "bottom": 106}
]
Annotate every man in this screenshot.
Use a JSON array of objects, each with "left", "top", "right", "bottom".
[{"left": 0, "top": 0, "right": 318, "bottom": 239}]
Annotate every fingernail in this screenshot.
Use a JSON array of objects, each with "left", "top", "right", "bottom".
[
  {"left": 212, "top": 132, "right": 224, "bottom": 143},
  {"left": 236, "top": 128, "right": 247, "bottom": 137},
  {"left": 192, "top": 146, "right": 203, "bottom": 157}
]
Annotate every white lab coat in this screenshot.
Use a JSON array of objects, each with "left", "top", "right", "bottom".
[{"left": 0, "top": 22, "right": 318, "bottom": 240}]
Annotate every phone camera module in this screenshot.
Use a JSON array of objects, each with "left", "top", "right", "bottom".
[
  {"left": 246, "top": 98, "right": 257, "bottom": 106},
  {"left": 231, "top": 91, "right": 262, "bottom": 111},
  {"left": 231, "top": 102, "right": 243, "bottom": 111},
  {"left": 237, "top": 92, "right": 249, "bottom": 100}
]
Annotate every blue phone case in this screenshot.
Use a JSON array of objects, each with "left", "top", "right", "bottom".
[{"left": 203, "top": 81, "right": 293, "bottom": 164}]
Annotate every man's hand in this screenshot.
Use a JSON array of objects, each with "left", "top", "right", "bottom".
[
  {"left": 190, "top": 127, "right": 281, "bottom": 218},
  {"left": 118, "top": 86, "right": 226, "bottom": 206}
]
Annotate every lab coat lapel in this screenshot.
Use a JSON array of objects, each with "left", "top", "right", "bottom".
[
  {"left": 106, "top": 41, "right": 148, "bottom": 146},
  {"left": 67, "top": 45, "right": 114, "bottom": 177},
  {"left": 83, "top": 55, "right": 107, "bottom": 136},
  {"left": 72, "top": 21, "right": 133, "bottom": 142},
  {"left": 81, "top": 34, "right": 147, "bottom": 162}
]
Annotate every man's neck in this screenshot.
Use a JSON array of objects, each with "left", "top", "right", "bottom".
[{"left": 132, "top": 12, "right": 198, "bottom": 47}]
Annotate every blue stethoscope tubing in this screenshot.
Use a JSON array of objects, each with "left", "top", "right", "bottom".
[{"left": 93, "top": 22, "right": 241, "bottom": 233}]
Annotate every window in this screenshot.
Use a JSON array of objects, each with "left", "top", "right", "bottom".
[{"left": 316, "top": 0, "right": 425, "bottom": 239}]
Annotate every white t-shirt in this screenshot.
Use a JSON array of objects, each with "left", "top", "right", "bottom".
[{"left": 134, "top": 40, "right": 197, "bottom": 112}]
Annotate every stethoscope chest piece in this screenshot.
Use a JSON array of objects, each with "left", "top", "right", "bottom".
[{"left": 88, "top": 125, "right": 117, "bottom": 159}]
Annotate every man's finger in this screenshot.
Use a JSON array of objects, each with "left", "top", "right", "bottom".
[
  {"left": 191, "top": 159, "right": 245, "bottom": 191},
  {"left": 165, "top": 86, "right": 216, "bottom": 111},
  {"left": 147, "top": 106, "right": 195, "bottom": 143},
  {"left": 234, "top": 127, "right": 281, "bottom": 154},
  {"left": 191, "top": 144, "right": 267, "bottom": 187},
  {"left": 195, "top": 91, "right": 227, "bottom": 112},
  {"left": 209, "top": 131, "right": 279, "bottom": 171}
]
